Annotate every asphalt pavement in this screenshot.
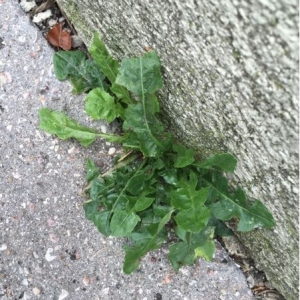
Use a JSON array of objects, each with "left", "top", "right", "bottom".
[{"left": 0, "top": 1, "right": 255, "bottom": 299}]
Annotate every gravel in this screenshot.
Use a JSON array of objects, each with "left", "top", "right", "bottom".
[{"left": 0, "top": 1, "right": 256, "bottom": 299}]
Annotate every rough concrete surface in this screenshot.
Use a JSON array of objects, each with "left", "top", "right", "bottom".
[{"left": 0, "top": 1, "right": 256, "bottom": 300}]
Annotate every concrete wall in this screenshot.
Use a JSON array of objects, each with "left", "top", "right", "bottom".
[{"left": 56, "top": 0, "right": 299, "bottom": 298}]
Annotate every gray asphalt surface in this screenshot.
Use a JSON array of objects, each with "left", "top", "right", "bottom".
[{"left": 0, "top": 1, "right": 255, "bottom": 299}]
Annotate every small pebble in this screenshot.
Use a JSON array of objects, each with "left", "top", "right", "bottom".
[
  {"left": 108, "top": 147, "right": 116, "bottom": 155},
  {"left": 220, "top": 289, "right": 227, "bottom": 295},
  {"left": 48, "top": 19, "right": 57, "bottom": 27},
  {"left": 0, "top": 244, "right": 7, "bottom": 251},
  {"left": 58, "top": 289, "right": 69, "bottom": 300},
  {"left": 83, "top": 275, "right": 90, "bottom": 286},
  {"left": 18, "top": 36, "right": 26, "bottom": 44},
  {"left": 33, "top": 10, "right": 52, "bottom": 24},
  {"left": 21, "top": 278, "right": 28, "bottom": 286},
  {"left": 45, "top": 248, "right": 56, "bottom": 261},
  {"left": 32, "top": 287, "right": 41, "bottom": 296},
  {"left": 68, "top": 146, "right": 76, "bottom": 154},
  {"left": 100, "top": 125, "right": 107, "bottom": 133},
  {"left": 20, "top": 0, "right": 36, "bottom": 12}
]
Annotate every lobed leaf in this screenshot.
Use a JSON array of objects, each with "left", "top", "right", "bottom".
[
  {"left": 171, "top": 172, "right": 210, "bottom": 233},
  {"left": 175, "top": 207, "right": 210, "bottom": 233},
  {"left": 168, "top": 242, "right": 196, "bottom": 270},
  {"left": 123, "top": 209, "right": 174, "bottom": 274},
  {"left": 168, "top": 227, "right": 215, "bottom": 271},
  {"left": 173, "top": 143, "right": 195, "bottom": 168},
  {"left": 207, "top": 177, "right": 275, "bottom": 231},
  {"left": 115, "top": 51, "right": 170, "bottom": 157}
]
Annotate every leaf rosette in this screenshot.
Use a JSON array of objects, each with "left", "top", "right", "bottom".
[{"left": 38, "top": 33, "right": 275, "bottom": 274}]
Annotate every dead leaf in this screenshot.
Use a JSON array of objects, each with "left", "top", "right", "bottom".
[{"left": 46, "top": 23, "right": 71, "bottom": 50}]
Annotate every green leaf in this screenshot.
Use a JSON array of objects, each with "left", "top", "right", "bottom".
[
  {"left": 195, "top": 153, "right": 237, "bottom": 172},
  {"left": 38, "top": 108, "right": 126, "bottom": 146},
  {"left": 85, "top": 88, "right": 123, "bottom": 122},
  {"left": 168, "top": 242, "right": 196, "bottom": 270},
  {"left": 105, "top": 160, "right": 148, "bottom": 214},
  {"left": 123, "top": 209, "right": 174, "bottom": 274},
  {"left": 89, "top": 32, "right": 133, "bottom": 104},
  {"left": 53, "top": 50, "right": 85, "bottom": 80},
  {"left": 171, "top": 172, "right": 210, "bottom": 232},
  {"left": 89, "top": 178, "right": 109, "bottom": 202},
  {"left": 110, "top": 83, "right": 132, "bottom": 103},
  {"left": 86, "top": 159, "right": 100, "bottom": 183},
  {"left": 125, "top": 167, "right": 154, "bottom": 196},
  {"left": 123, "top": 103, "right": 165, "bottom": 157},
  {"left": 208, "top": 180, "right": 275, "bottom": 231},
  {"left": 83, "top": 199, "right": 99, "bottom": 221},
  {"left": 175, "top": 207, "right": 210, "bottom": 233},
  {"left": 116, "top": 51, "right": 163, "bottom": 96},
  {"left": 207, "top": 216, "right": 234, "bottom": 237},
  {"left": 145, "top": 94, "right": 160, "bottom": 113},
  {"left": 153, "top": 205, "right": 173, "bottom": 217},
  {"left": 39, "top": 108, "right": 97, "bottom": 146},
  {"left": 168, "top": 227, "right": 215, "bottom": 270},
  {"left": 174, "top": 225, "right": 189, "bottom": 242},
  {"left": 116, "top": 51, "right": 169, "bottom": 157},
  {"left": 194, "top": 239, "right": 215, "bottom": 261},
  {"left": 92, "top": 211, "right": 111, "bottom": 236},
  {"left": 53, "top": 51, "right": 106, "bottom": 94},
  {"left": 89, "top": 32, "right": 119, "bottom": 84},
  {"left": 159, "top": 168, "right": 178, "bottom": 185},
  {"left": 110, "top": 210, "right": 140, "bottom": 237},
  {"left": 173, "top": 143, "right": 195, "bottom": 168},
  {"left": 128, "top": 196, "right": 155, "bottom": 212}
]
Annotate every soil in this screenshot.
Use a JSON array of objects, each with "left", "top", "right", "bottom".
[{"left": 19, "top": 1, "right": 286, "bottom": 299}]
